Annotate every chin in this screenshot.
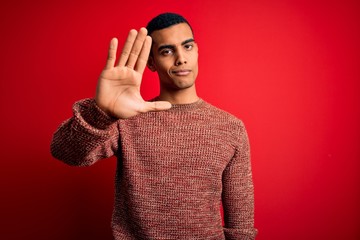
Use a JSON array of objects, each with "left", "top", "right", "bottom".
[
  {"left": 174, "top": 80, "right": 195, "bottom": 90},
  {"left": 160, "top": 76, "right": 196, "bottom": 91}
]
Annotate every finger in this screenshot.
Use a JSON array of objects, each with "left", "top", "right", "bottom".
[
  {"left": 105, "top": 38, "right": 118, "bottom": 69},
  {"left": 125, "top": 27, "right": 148, "bottom": 69},
  {"left": 134, "top": 36, "right": 152, "bottom": 74},
  {"left": 140, "top": 101, "right": 172, "bottom": 113},
  {"left": 117, "top": 29, "right": 138, "bottom": 67}
]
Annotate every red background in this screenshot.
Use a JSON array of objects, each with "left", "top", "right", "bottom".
[{"left": 1, "top": 0, "right": 359, "bottom": 239}]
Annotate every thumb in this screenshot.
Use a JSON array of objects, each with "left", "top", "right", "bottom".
[{"left": 141, "top": 101, "right": 172, "bottom": 113}]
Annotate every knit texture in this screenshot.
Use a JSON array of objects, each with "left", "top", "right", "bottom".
[{"left": 51, "top": 98, "right": 257, "bottom": 240}]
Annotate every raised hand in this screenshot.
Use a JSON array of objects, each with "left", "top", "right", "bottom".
[{"left": 95, "top": 28, "right": 171, "bottom": 119}]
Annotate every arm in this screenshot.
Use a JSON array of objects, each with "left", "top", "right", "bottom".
[
  {"left": 222, "top": 123, "right": 258, "bottom": 239},
  {"left": 51, "top": 28, "right": 172, "bottom": 166},
  {"left": 50, "top": 99, "right": 119, "bottom": 166}
]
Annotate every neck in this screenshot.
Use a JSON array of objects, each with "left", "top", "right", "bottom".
[{"left": 158, "top": 85, "right": 199, "bottom": 104}]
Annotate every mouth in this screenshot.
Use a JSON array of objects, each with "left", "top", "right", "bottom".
[{"left": 171, "top": 69, "right": 192, "bottom": 76}]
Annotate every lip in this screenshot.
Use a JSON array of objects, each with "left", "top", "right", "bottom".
[{"left": 171, "top": 69, "right": 191, "bottom": 76}]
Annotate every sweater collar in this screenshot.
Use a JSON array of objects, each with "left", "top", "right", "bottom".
[
  {"left": 169, "top": 98, "right": 204, "bottom": 111},
  {"left": 150, "top": 97, "right": 205, "bottom": 112}
]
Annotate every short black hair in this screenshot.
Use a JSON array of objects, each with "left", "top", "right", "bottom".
[{"left": 146, "top": 12, "right": 193, "bottom": 36}]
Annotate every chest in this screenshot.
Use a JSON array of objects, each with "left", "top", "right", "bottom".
[{"left": 119, "top": 115, "right": 236, "bottom": 175}]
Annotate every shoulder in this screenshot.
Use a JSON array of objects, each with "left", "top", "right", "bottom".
[
  {"left": 200, "top": 100, "right": 248, "bottom": 139},
  {"left": 202, "top": 100, "right": 245, "bottom": 126}
]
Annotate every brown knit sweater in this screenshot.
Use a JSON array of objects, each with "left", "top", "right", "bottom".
[{"left": 51, "top": 98, "right": 257, "bottom": 240}]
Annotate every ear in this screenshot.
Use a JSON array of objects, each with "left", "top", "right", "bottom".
[{"left": 147, "top": 56, "right": 156, "bottom": 72}]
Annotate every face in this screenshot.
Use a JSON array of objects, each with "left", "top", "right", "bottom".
[{"left": 148, "top": 23, "right": 198, "bottom": 92}]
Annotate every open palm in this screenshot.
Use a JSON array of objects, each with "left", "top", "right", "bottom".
[{"left": 95, "top": 28, "right": 171, "bottom": 119}]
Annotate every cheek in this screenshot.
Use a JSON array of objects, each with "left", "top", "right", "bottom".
[
  {"left": 158, "top": 65, "right": 170, "bottom": 74},
  {"left": 189, "top": 52, "right": 198, "bottom": 64},
  {"left": 191, "top": 56, "right": 199, "bottom": 71},
  {"left": 155, "top": 57, "right": 171, "bottom": 69}
]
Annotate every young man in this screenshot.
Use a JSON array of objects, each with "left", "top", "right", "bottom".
[{"left": 51, "top": 13, "right": 257, "bottom": 239}]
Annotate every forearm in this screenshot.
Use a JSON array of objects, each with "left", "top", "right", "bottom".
[
  {"left": 222, "top": 124, "right": 257, "bottom": 239},
  {"left": 51, "top": 98, "right": 119, "bottom": 166},
  {"left": 222, "top": 171, "right": 257, "bottom": 239},
  {"left": 222, "top": 177, "right": 257, "bottom": 240}
]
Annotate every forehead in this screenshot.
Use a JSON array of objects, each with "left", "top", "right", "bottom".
[{"left": 150, "top": 23, "right": 194, "bottom": 46}]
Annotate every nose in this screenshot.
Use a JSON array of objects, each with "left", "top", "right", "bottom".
[{"left": 175, "top": 50, "right": 187, "bottom": 66}]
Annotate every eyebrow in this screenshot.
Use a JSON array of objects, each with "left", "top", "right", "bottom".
[{"left": 157, "top": 38, "right": 195, "bottom": 52}]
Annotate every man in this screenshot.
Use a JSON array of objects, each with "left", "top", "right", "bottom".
[{"left": 51, "top": 13, "right": 257, "bottom": 239}]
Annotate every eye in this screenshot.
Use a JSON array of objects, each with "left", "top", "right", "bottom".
[
  {"left": 160, "top": 49, "right": 174, "bottom": 56},
  {"left": 184, "top": 44, "right": 193, "bottom": 51}
]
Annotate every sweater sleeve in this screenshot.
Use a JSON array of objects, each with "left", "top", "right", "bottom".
[
  {"left": 222, "top": 122, "right": 258, "bottom": 239},
  {"left": 50, "top": 98, "right": 119, "bottom": 166}
]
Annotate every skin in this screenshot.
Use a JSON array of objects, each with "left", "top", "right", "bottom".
[
  {"left": 147, "top": 23, "right": 199, "bottom": 104},
  {"left": 95, "top": 28, "right": 171, "bottom": 119},
  {"left": 95, "top": 23, "right": 199, "bottom": 119}
]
